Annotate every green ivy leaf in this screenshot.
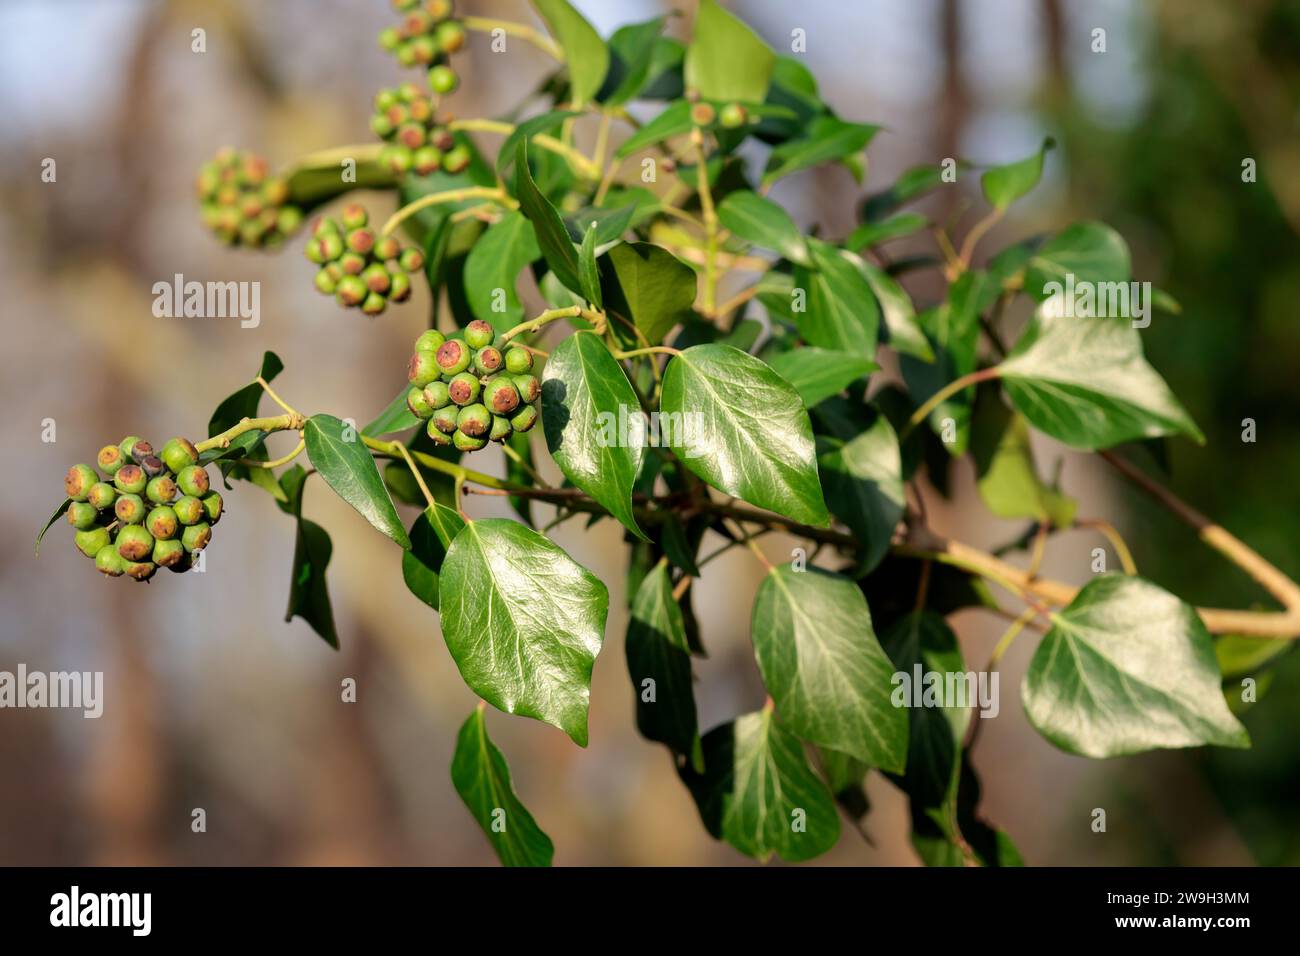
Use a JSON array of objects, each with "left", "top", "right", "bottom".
[
  {"left": 451, "top": 707, "right": 555, "bottom": 867},
  {"left": 600, "top": 242, "right": 697, "bottom": 347},
  {"left": 402, "top": 503, "right": 466, "bottom": 612},
  {"left": 981, "top": 138, "right": 1054, "bottom": 212},
  {"left": 439, "top": 519, "right": 609, "bottom": 746},
  {"left": 515, "top": 140, "right": 582, "bottom": 296},
  {"left": 207, "top": 351, "right": 284, "bottom": 484},
  {"left": 996, "top": 311, "right": 1204, "bottom": 450},
  {"left": 793, "top": 239, "right": 880, "bottom": 357},
  {"left": 362, "top": 386, "right": 420, "bottom": 438},
  {"left": 541, "top": 331, "right": 646, "bottom": 539},
  {"left": 1024, "top": 221, "right": 1131, "bottom": 302},
  {"left": 464, "top": 210, "right": 542, "bottom": 334},
  {"left": 853, "top": 255, "right": 934, "bottom": 362},
  {"left": 911, "top": 752, "right": 1023, "bottom": 867},
  {"left": 303, "top": 414, "right": 410, "bottom": 549},
  {"left": 1022, "top": 575, "right": 1250, "bottom": 758},
  {"left": 626, "top": 561, "right": 702, "bottom": 768},
  {"left": 684, "top": 0, "right": 776, "bottom": 104},
  {"left": 971, "top": 396, "right": 1076, "bottom": 527},
  {"left": 767, "top": 347, "right": 877, "bottom": 409},
  {"left": 615, "top": 100, "right": 693, "bottom": 159},
  {"left": 763, "top": 117, "right": 880, "bottom": 188},
  {"left": 495, "top": 110, "right": 582, "bottom": 177},
  {"left": 681, "top": 708, "right": 841, "bottom": 863},
  {"left": 531, "top": 0, "right": 609, "bottom": 108},
  {"left": 35, "top": 499, "right": 71, "bottom": 556},
  {"left": 577, "top": 221, "right": 602, "bottom": 308},
  {"left": 279, "top": 466, "right": 338, "bottom": 649},
  {"left": 598, "top": 17, "right": 666, "bottom": 106},
  {"left": 861, "top": 164, "right": 948, "bottom": 221},
  {"left": 661, "top": 344, "right": 829, "bottom": 527},
  {"left": 817, "top": 412, "right": 906, "bottom": 575},
  {"left": 752, "top": 566, "right": 907, "bottom": 770},
  {"left": 846, "top": 212, "right": 928, "bottom": 251},
  {"left": 716, "top": 190, "right": 810, "bottom": 265}
]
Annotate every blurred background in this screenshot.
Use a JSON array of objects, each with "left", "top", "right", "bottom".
[{"left": 1, "top": 0, "right": 1297, "bottom": 865}]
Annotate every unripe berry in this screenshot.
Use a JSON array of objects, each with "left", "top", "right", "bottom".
[
  {"left": 448, "top": 371, "right": 481, "bottom": 405},
  {"left": 485, "top": 378, "right": 521, "bottom": 415},
  {"left": 116, "top": 524, "right": 155, "bottom": 562},
  {"left": 397, "top": 81, "right": 422, "bottom": 101},
  {"left": 407, "top": 386, "right": 435, "bottom": 419},
  {"left": 430, "top": 405, "right": 459, "bottom": 435},
  {"left": 376, "top": 236, "right": 403, "bottom": 261},
  {"left": 473, "top": 345, "right": 503, "bottom": 375},
  {"left": 464, "top": 319, "right": 494, "bottom": 349},
  {"left": 312, "top": 215, "right": 340, "bottom": 238},
  {"left": 363, "top": 262, "right": 391, "bottom": 294},
  {"left": 381, "top": 144, "right": 414, "bottom": 175},
  {"left": 426, "top": 0, "right": 453, "bottom": 18},
  {"left": 146, "top": 475, "right": 177, "bottom": 504},
  {"left": 202, "top": 492, "right": 224, "bottom": 525},
  {"left": 181, "top": 522, "right": 212, "bottom": 553},
  {"left": 97, "top": 444, "right": 126, "bottom": 475},
  {"left": 75, "top": 527, "right": 111, "bottom": 559},
  {"left": 153, "top": 538, "right": 186, "bottom": 569},
  {"left": 415, "top": 329, "right": 446, "bottom": 353},
  {"left": 176, "top": 465, "right": 211, "bottom": 498},
  {"left": 399, "top": 247, "right": 425, "bottom": 272},
  {"left": 341, "top": 203, "right": 368, "bottom": 230},
  {"left": 95, "top": 545, "right": 125, "bottom": 577},
  {"left": 398, "top": 122, "right": 427, "bottom": 150},
  {"left": 425, "top": 420, "right": 453, "bottom": 445},
  {"left": 362, "top": 292, "right": 388, "bottom": 316},
  {"left": 423, "top": 380, "right": 451, "bottom": 409},
  {"left": 124, "top": 560, "right": 157, "bottom": 582},
  {"left": 371, "top": 113, "right": 395, "bottom": 139},
  {"left": 431, "top": 128, "right": 456, "bottom": 151},
  {"left": 114, "top": 464, "right": 147, "bottom": 495},
  {"left": 346, "top": 228, "right": 376, "bottom": 255},
  {"left": 129, "top": 440, "right": 154, "bottom": 464},
  {"left": 510, "top": 403, "right": 538, "bottom": 433},
  {"left": 340, "top": 252, "right": 367, "bottom": 275},
  {"left": 413, "top": 146, "right": 443, "bottom": 175},
  {"left": 114, "top": 493, "right": 147, "bottom": 525},
  {"left": 453, "top": 429, "right": 487, "bottom": 452},
  {"left": 314, "top": 269, "right": 337, "bottom": 295},
  {"left": 504, "top": 346, "right": 533, "bottom": 374},
  {"left": 436, "top": 339, "right": 471, "bottom": 375},
  {"left": 442, "top": 144, "right": 471, "bottom": 174},
  {"left": 141, "top": 455, "right": 166, "bottom": 478},
  {"left": 174, "top": 496, "right": 204, "bottom": 526},
  {"left": 489, "top": 415, "right": 513, "bottom": 442},
  {"left": 396, "top": 41, "right": 419, "bottom": 68},
  {"left": 389, "top": 270, "right": 412, "bottom": 302},
  {"left": 67, "top": 502, "right": 98, "bottom": 530},
  {"left": 337, "top": 275, "right": 367, "bottom": 307},
  {"left": 408, "top": 349, "right": 441, "bottom": 387},
  {"left": 435, "top": 20, "right": 466, "bottom": 53},
  {"left": 408, "top": 96, "right": 433, "bottom": 124},
  {"left": 65, "top": 464, "right": 97, "bottom": 501},
  {"left": 146, "top": 506, "right": 179, "bottom": 540},
  {"left": 160, "top": 437, "right": 199, "bottom": 474},
  {"left": 277, "top": 207, "right": 303, "bottom": 236},
  {"left": 719, "top": 103, "right": 748, "bottom": 129},
  {"left": 87, "top": 482, "right": 117, "bottom": 512},
  {"left": 378, "top": 26, "right": 402, "bottom": 51},
  {"left": 513, "top": 373, "right": 541, "bottom": 404},
  {"left": 456, "top": 403, "right": 491, "bottom": 437},
  {"left": 428, "top": 65, "right": 459, "bottom": 94}
]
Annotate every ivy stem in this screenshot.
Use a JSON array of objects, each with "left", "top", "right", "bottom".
[
  {"left": 257, "top": 376, "right": 302, "bottom": 418},
  {"left": 988, "top": 607, "right": 1040, "bottom": 669},
  {"left": 612, "top": 346, "right": 681, "bottom": 360},
  {"left": 901, "top": 367, "right": 1000, "bottom": 438},
  {"left": 239, "top": 438, "right": 306, "bottom": 470},
  {"left": 501, "top": 441, "right": 550, "bottom": 488},
  {"left": 287, "top": 143, "right": 384, "bottom": 173},
  {"left": 360, "top": 435, "right": 513, "bottom": 491},
  {"left": 393, "top": 441, "right": 438, "bottom": 512},
  {"left": 461, "top": 16, "right": 563, "bottom": 61},
  {"left": 196, "top": 414, "right": 303, "bottom": 455},
  {"left": 689, "top": 128, "right": 720, "bottom": 316},
  {"left": 1075, "top": 517, "right": 1138, "bottom": 575},
  {"left": 725, "top": 518, "right": 773, "bottom": 571},
  {"left": 381, "top": 186, "right": 518, "bottom": 237},
  {"left": 448, "top": 119, "right": 599, "bottom": 178},
  {"left": 956, "top": 207, "right": 1004, "bottom": 271},
  {"left": 499, "top": 305, "right": 604, "bottom": 343}
]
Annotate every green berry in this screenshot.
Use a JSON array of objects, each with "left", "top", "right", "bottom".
[
  {"left": 453, "top": 429, "right": 487, "bottom": 451},
  {"left": 160, "top": 437, "right": 199, "bottom": 474},
  {"left": 97, "top": 444, "right": 125, "bottom": 475},
  {"left": 407, "top": 386, "right": 435, "bottom": 419},
  {"left": 428, "top": 65, "right": 459, "bottom": 94},
  {"left": 376, "top": 236, "right": 402, "bottom": 261},
  {"left": 75, "top": 527, "right": 111, "bottom": 559},
  {"left": 435, "top": 20, "right": 466, "bottom": 53},
  {"left": 416, "top": 329, "right": 446, "bottom": 353},
  {"left": 381, "top": 144, "right": 414, "bottom": 175},
  {"left": 396, "top": 40, "right": 418, "bottom": 68},
  {"left": 431, "top": 127, "right": 456, "bottom": 151},
  {"left": 408, "top": 95, "right": 433, "bottom": 123},
  {"left": 484, "top": 378, "right": 521, "bottom": 415},
  {"left": 413, "top": 146, "right": 443, "bottom": 175},
  {"left": 489, "top": 415, "right": 513, "bottom": 442},
  {"left": 456, "top": 403, "right": 491, "bottom": 438},
  {"left": 691, "top": 102, "right": 716, "bottom": 127},
  {"left": 346, "top": 227, "right": 376, "bottom": 255},
  {"left": 201, "top": 492, "right": 224, "bottom": 525},
  {"left": 314, "top": 269, "right": 337, "bottom": 295},
  {"left": 389, "top": 270, "right": 413, "bottom": 302},
  {"left": 504, "top": 346, "right": 533, "bottom": 373},
  {"left": 473, "top": 345, "right": 503, "bottom": 375},
  {"left": 425, "top": 420, "right": 453, "bottom": 445},
  {"left": 116, "top": 525, "right": 155, "bottom": 562},
  {"left": 423, "top": 380, "right": 451, "bottom": 409},
  {"left": 719, "top": 102, "right": 748, "bottom": 129},
  {"left": 152, "top": 538, "right": 186, "bottom": 569},
  {"left": 87, "top": 482, "right": 117, "bottom": 512},
  {"left": 464, "top": 319, "right": 494, "bottom": 349},
  {"left": 510, "top": 403, "right": 538, "bottom": 433},
  {"left": 430, "top": 405, "right": 459, "bottom": 435},
  {"left": 426, "top": 0, "right": 452, "bottom": 18},
  {"left": 397, "top": 122, "right": 427, "bottom": 150},
  {"left": 339, "top": 251, "right": 367, "bottom": 275},
  {"left": 146, "top": 475, "right": 177, "bottom": 504},
  {"left": 361, "top": 292, "right": 387, "bottom": 316},
  {"left": 408, "top": 349, "right": 441, "bottom": 387},
  {"left": 124, "top": 560, "right": 157, "bottom": 582},
  {"left": 378, "top": 26, "right": 402, "bottom": 51},
  {"left": 66, "top": 502, "right": 98, "bottom": 530},
  {"left": 114, "top": 494, "right": 147, "bottom": 525},
  {"left": 312, "top": 216, "right": 340, "bottom": 238},
  {"left": 176, "top": 465, "right": 210, "bottom": 498},
  {"left": 128, "top": 440, "right": 154, "bottom": 464},
  {"left": 181, "top": 522, "right": 212, "bottom": 553},
  {"left": 442, "top": 145, "right": 471, "bottom": 174},
  {"left": 95, "top": 546, "right": 125, "bottom": 577},
  {"left": 174, "top": 496, "right": 204, "bottom": 526},
  {"left": 435, "top": 339, "right": 471, "bottom": 375},
  {"left": 513, "top": 373, "right": 541, "bottom": 404},
  {"left": 65, "top": 464, "right": 97, "bottom": 501},
  {"left": 448, "top": 371, "right": 481, "bottom": 406},
  {"left": 146, "top": 506, "right": 179, "bottom": 540},
  {"left": 316, "top": 232, "right": 345, "bottom": 262},
  {"left": 113, "top": 464, "right": 147, "bottom": 495},
  {"left": 362, "top": 262, "right": 391, "bottom": 294},
  {"left": 411, "top": 35, "right": 437, "bottom": 64},
  {"left": 341, "top": 203, "right": 368, "bottom": 230},
  {"left": 337, "top": 275, "right": 367, "bottom": 307},
  {"left": 399, "top": 247, "right": 425, "bottom": 272}
]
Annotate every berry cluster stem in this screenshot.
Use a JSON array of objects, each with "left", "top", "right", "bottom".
[
  {"left": 449, "top": 119, "right": 599, "bottom": 179},
  {"left": 460, "top": 16, "right": 563, "bottom": 61},
  {"left": 499, "top": 306, "right": 604, "bottom": 344},
  {"left": 196, "top": 414, "right": 304, "bottom": 455},
  {"left": 690, "top": 128, "right": 720, "bottom": 317},
  {"left": 382, "top": 186, "right": 518, "bottom": 238}
]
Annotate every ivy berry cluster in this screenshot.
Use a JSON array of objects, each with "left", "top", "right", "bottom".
[
  {"left": 304, "top": 204, "right": 424, "bottom": 316},
  {"left": 63, "top": 437, "right": 220, "bottom": 581},
  {"left": 195, "top": 148, "right": 303, "bottom": 248},
  {"left": 371, "top": 83, "right": 472, "bottom": 177},
  {"left": 406, "top": 321, "right": 540, "bottom": 451},
  {"left": 378, "top": 0, "right": 465, "bottom": 94}
]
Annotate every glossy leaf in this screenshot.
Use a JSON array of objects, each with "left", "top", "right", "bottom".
[
  {"left": 1024, "top": 221, "right": 1131, "bottom": 302},
  {"left": 599, "top": 241, "right": 697, "bottom": 346},
  {"left": 661, "top": 344, "right": 830, "bottom": 527},
  {"left": 793, "top": 239, "right": 880, "bottom": 357},
  {"left": 439, "top": 519, "right": 609, "bottom": 746},
  {"left": 598, "top": 17, "right": 666, "bottom": 106},
  {"left": 981, "top": 138, "right": 1053, "bottom": 212},
  {"left": 684, "top": 0, "right": 776, "bottom": 104},
  {"left": 207, "top": 351, "right": 284, "bottom": 483},
  {"left": 541, "top": 331, "right": 646, "bottom": 538},
  {"left": 577, "top": 220, "right": 602, "bottom": 308},
  {"left": 362, "top": 386, "right": 420, "bottom": 437},
  {"left": 532, "top": 0, "right": 609, "bottom": 108},
  {"left": 303, "top": 414, "right": 410, "bottom": 549},
  {"left": 35, "top": 499, "right": 71, "bottom": 556},
  {"left": 278, "top": 466, "right": 338, "bottom": 649},
  {"left": 971, "top": 397, "right": 1076, "bottom": 526},
  {"left": 615, "top": 100, "right": 692, "bottom": 158},
  {"left": 817, "top": 413, "right": 906, "bottom": 574},
  {"left": 495, "top": 110, "right": 581, "bottom": 176},
  {"left": 402, "top": 503, "right": 466, "bottom": 611},
  {"left": 464, "top": 210, "right": 542, "bottom": 333},
  {"left": 626, "top": 562, "right": 701, "bottom": 767},
  {"left": 763, "top": 117, "right": 879, "bottom": 188},
  {"left": 854, "top": 255, "right": 934, "bottom": 361},
  {"left": 752, "top": 566, "right": 907, "bottom": 770},
  {"left": 716, "top": 190, "right": 809, "bottom": 265},
  {"left": 451, "top": 707, "right": 555, "bottom": 867},
  {"left": 1022, "top": 575, "right": 1249, "bottom": 758},
  {"left": 861, "top": 164, "right": 947, "bottom": 221},
  {"left": 767, "top": 347, "right": 877, "bottom": 408},
  {"left": 846, "top": 212, "right": 928, "bottom": 251},
  {"left": 515, "top": 140, "right": 582, "bottom": 296}
]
